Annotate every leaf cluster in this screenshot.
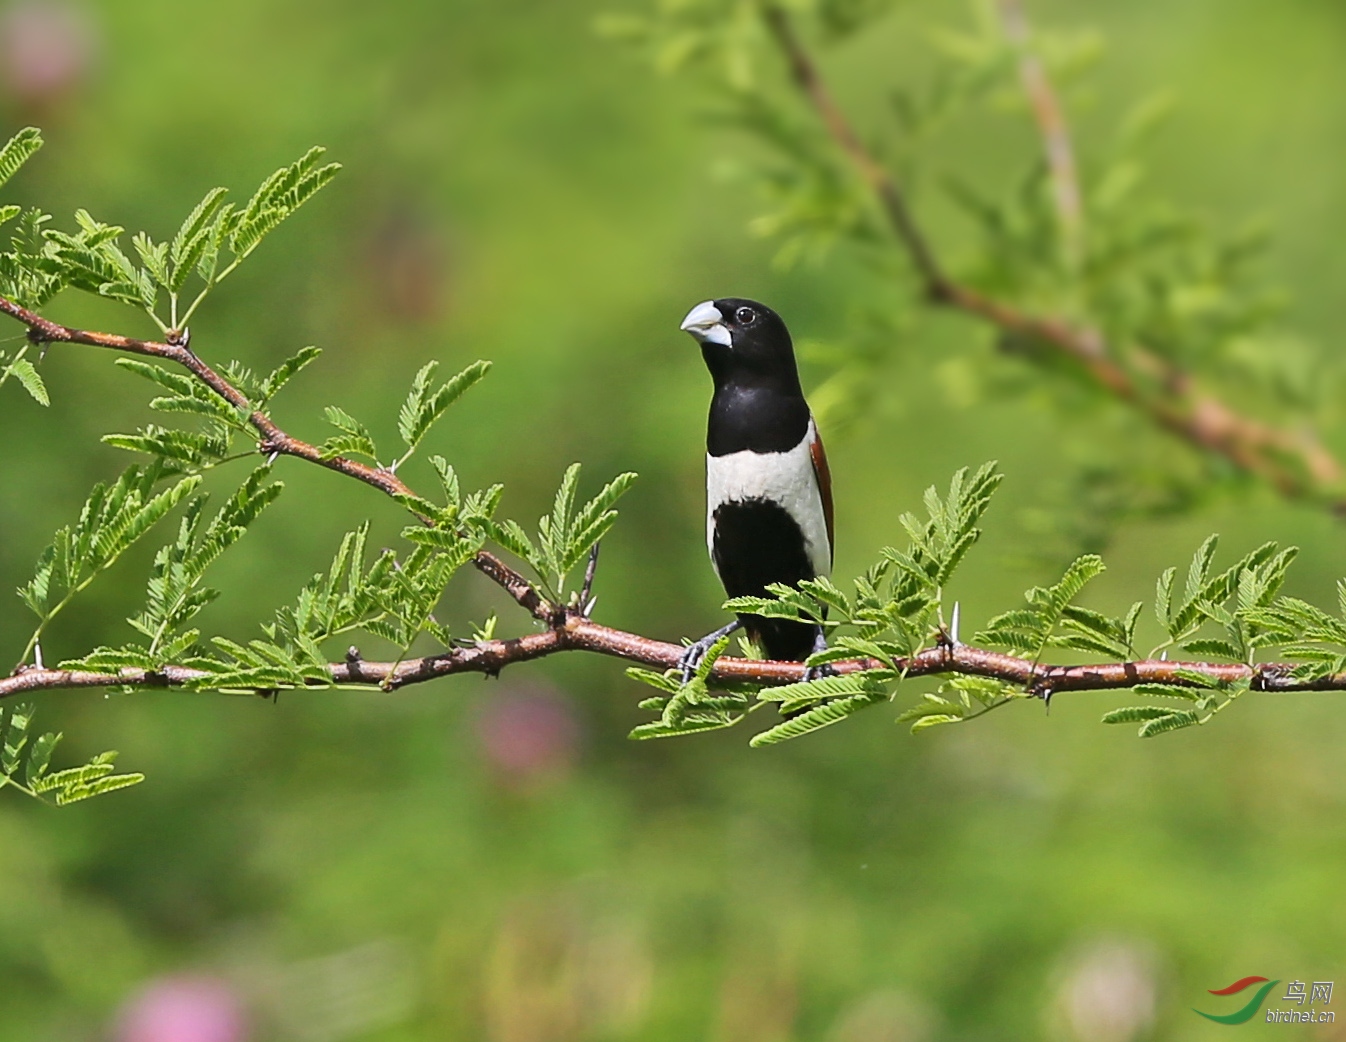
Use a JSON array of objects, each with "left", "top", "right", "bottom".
[
  {"left": 0, "top": 129, "right": 54, "bottom": 408},
  {"left": 18, "top": 466, "right": 200, "bottom": 662},
  {"left": 485, "top": 463, "right": 638, "bottom": 600},
  {"left": 1, "top": 703, "right": 144, "bottom": 805},
  {"left": 627, "top": 638, "right": 755, "bottom": 740},
  {"left": 21, "top": 143, "right": 339, "bottom": 335},
  {"left": 1153, "top": 535, "right": 1297, "bottom": 661},
  {"left": 319, "top": 359, "right": 491, "bottom": 470},
  {"left": 99, "top": 357, "right": 254, "bottom": 474},
  {"left": 977, "top": 554, "right": 1141, "bottom": 660},
  {"left": 64, "top": 466, "right": 284, "bottom": 674},
  {"left": 188, "top": 530, "right": 470, "bottom": 692},
  {"left": 0, "top": 128, "right": 65, "bottom": 315},
  {"left": 728, "top": 462, "right": 1001, "bottom": 665},
  {"left": 1241, "top": 584, "right": 1346, "bottom": 680},
  {"left": 895, "top": 675, "right": 1025, "bottom": 734},
  {"left": 70, "top": 495, "right": 491, "bottom": 695},
  {"left": 1101, "top": 668, "right": 1233, "bottom": 739}
]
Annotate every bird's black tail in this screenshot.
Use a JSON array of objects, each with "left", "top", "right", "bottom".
[{"left": 742, "top": 614, "right": 822, "bottom": 662}]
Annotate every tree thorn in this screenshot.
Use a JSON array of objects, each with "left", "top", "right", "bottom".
[
  {"left": 26, "top": 326, "right": 52, "bottom": 361},
  {"left": 1031, "top": 682, "right": 1053, "bottom": 710},
  {"left": 580, "top": 542, "right": 601, "bottom": 612}
]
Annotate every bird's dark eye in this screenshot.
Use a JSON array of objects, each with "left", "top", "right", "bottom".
[{"left": 735, "top": 307, "right": 756, "bottom": 324}]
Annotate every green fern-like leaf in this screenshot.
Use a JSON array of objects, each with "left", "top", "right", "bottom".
[
  {"left": 397, "top": 359, "right": 492, "bottom": 454},
  {"left": 977, "top": 554, "right": 1106, "bottom": 658},
  {"left": 1, "top": 704, "right": 144, "bottom": 804},
  {"left": 259, "top": 346, "right": 322, "bottom": 405},
  {"left": 1101, "top": 705, "right": 1174, "bottom": 724},
  {"left": 757, "top": 669, "right": 893, "bottom": 707},
  {"left": 103, "top": 425, "right": 230, "bottom": 469},
  {"left": 4, "top": 356, "right": 48, "bottom": 405},
  {"left": 1130, "top": 683, "right": 1205, "bottom": 702},
  {"left": 1138, "top": 710, "right": 1200, "bottom": 738},
  {"left": 320, "top": 406, "right": 378, "bottom": 462},
  {"left": 561, "top": 471, "right": 638, "bottom": 576},
  {"left": 229, "top": 147, "right": 341, "bottom": 261},
  {"left": 0, "top": 127, "right": 41, "bottom": 189},
  {"left": 749, "top": 688, "right": 888, "bottom": 746},
  {"left": 628, "top": 637, "right": 755, "bottom": 739}
]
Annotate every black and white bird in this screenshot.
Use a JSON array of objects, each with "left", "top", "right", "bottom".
[{"left": 678, "top": 297, "right": 834, "bottom": 675}]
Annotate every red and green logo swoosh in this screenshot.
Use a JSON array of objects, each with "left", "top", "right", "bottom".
[{"left": 1194, "top": 977, "right": 1280, "bottom": 1025}]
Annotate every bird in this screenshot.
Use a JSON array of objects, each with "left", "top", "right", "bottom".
[{"left": 678, "top": 297, "right": 834, "bottom": 679}]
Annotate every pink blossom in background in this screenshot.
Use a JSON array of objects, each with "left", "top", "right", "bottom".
[
  {"left": 0, "top": 1, "right": 95, "bottom": 104},
  {"left": 475, "top": 685, "right": 580, "bottom": 788},
  {"left": 115, "top": 976, "right": 248, "bottom": 1042}
]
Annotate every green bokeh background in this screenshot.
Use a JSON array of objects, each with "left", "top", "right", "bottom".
[{"left": 2, "top": 0, "right": 1345, "bottom": 1038}]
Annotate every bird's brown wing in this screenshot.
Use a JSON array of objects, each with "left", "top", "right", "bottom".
[{"left": 809, "top": 424, "right": 835, "bottom": 568}]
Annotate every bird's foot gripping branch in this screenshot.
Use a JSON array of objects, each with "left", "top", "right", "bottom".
[{"left": 5, "top": 128, "right": 1346, "bottom": 804}]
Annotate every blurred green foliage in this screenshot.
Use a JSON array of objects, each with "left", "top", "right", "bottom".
[{"left": 2, "top": 0, "right": 1346, "bottom": 1038}]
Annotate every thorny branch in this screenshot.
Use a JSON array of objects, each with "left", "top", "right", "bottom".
[
  {"left": 2, "top": 617, "right": 1343, "bottom": 699},
  {"left": 3, "top": 294, "right": 1346, "bottom": 704},
  {"left": 758, "top": 4, "right": 1345, "bottom": 510}
]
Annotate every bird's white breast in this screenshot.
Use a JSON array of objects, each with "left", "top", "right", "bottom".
[{"left": 706, "top": 420, "right": 831, "bottom": 579}]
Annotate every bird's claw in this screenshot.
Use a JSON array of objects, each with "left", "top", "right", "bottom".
[
  {"left": 678, "top": 640, "right": 710, "bottom": 687},
  {"left": 802, "top": 629, "right": 834, "bottom": 682},
  {"left": 677, "top": 620, "right": 743, "bottom": 686},
  {"left": 803, "top": 661, "right": 837, "bottom": 682}
]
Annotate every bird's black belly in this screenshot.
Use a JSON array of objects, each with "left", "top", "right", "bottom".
[{"left": 711, "top": 497, "right": 820, "bottom": 661}]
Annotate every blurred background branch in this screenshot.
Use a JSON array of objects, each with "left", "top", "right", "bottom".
[
  {"left": 995, "top": 0, "right": 1083, "bottom": 269},
  {"left": 759, "top": 2, "right": 1344, "bottom": 512}
]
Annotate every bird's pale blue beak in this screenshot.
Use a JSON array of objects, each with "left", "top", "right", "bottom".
[{"left": 680, "top": 301, "right": 731, "bottom": 347}]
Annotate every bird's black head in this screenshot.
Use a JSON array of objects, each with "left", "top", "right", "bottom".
[{"left": 680, "top": 297, "right": 801, "bottom": 394}]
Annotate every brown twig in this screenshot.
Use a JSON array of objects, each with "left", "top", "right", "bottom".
[
  {"left": 995, "top": 0, "right": 1084, "bottom": 268},
  {"left": 757, "top": 4, "right": 1345, "bottom": 510},
  {"left": 758, "top": 4, "right": 943, "bottom": 291},
  {"left": 1, "top": 618, "right": 1339, "bottom": 699},
  {"left": 0, "top": 295, "right": 416, "bottom": 501},
  {"left": 0, "top": 293, "right": 539, "bottom": 616}
]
